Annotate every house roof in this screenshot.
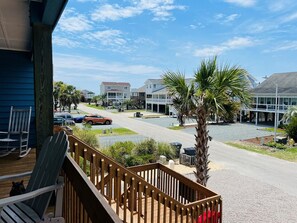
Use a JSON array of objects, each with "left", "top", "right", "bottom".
[
  {"left": 137, "top": 85, "right": 146, "bottom": 92},
  {"left": 101, "top": 82, "right": 130, "bottom": 86},
  {"left": 152, "top": 86, "right": 168, "bottom": 94},
  {"left": 145, "top": 79, "right": 163, "bottom": 85},
  {"left": 0, "top": 0, "right": 67, "bottom": 52},
  {"left": 251, "top": 72, "right": 297, "bottom": 94}
]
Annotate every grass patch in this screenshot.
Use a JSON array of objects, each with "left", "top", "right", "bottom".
[
  {"left": 90, "top": 127, "right": 137, "bottom": 136},
  {"left": 142, "top": 115, "right": 161, "bottom": 119},
  {"left": 226, "top": 141, "right": 297, "bottom": 162},
  {"left": 168, "top": 126, "right": 185, "bottom": 130},
  {"left": 262, "top": 127, "right": 285, "bottom": 134},
  {"left": 86, "top": 104, "right": 105, "bottom": 110}
]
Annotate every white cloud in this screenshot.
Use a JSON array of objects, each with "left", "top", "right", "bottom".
[
  {"left": 281, "top": 12, "right": 297, "bottom": 23},
  {"left": 77, "top": 0, "right": 97, "bottom": 2},
  {"left": 91, "top": 4, "right": 142, "bottom": 21},
  {"left": 268, "top": 0, "right": 295, "bottom": 12},
  {"left": 225, "top": 37, "right": 254, "bottom": 48},
  {"left": 91, "top": 1, "right": 186, "bottom": 22},
  {"left": 214, "top": 13, "right": 240, "bottom": 23},
  {"left": 194, "top": 37, "right": 255, "bottom": 57},
  {"left": 223, "top": 0, "right": 256, "bottom": 7},
  {"left": 83, "top": 29, "right": 127, "bottom": 46},
  {"left": 265, "top": 41, "right": 297, "bottom": 52},
  {"left": 59, "top": 9, "right": 92, "bottom": 32},
  {"left": 53, "top": 54, "right": 162, "bottom": 75},
  {"left": 194, "top": 46, "right": 227, "bottom": 58},
  {"left": 225, "top": 14, "right": 240, "bottom": 22},
  {"left": 53, "top": 37, "right": 80, "bottom": 48}
]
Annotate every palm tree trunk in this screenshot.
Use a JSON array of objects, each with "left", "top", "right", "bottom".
[{"left": 194, "top": 105, "right": 210, "bottom": 186}]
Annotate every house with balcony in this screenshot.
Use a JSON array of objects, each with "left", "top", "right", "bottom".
[
  {"left": 100, "top": 82, "right": 131, "bottom": 105},
  {"left": 131, "top": 86, "right": 146, "bottom": 109},
  {"left": 145, "top": 79, "right": 172, "bottom": 114},
  {"left": 81, "top": 90, "right": 95, "bottom": 102},
  {"left": 0, "top": 1, "right": 222, "bottom": 222},
  {"left": 241, "top": 72, "right": 297, "bottom": 125},
  {"left": 145, "top": 78, "right": 193, "bottom": 115}
]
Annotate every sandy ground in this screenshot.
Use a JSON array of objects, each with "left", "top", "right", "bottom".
[{"left": 166, "top": 160, "right": 223, "bottom": 174}]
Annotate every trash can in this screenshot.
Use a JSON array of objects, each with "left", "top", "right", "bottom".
[
  {"left": 170, "top": 142, "right": 182, "bottom": 158},
  {"left": 135, "top": 112, "right": 141, "bottom": 117}
]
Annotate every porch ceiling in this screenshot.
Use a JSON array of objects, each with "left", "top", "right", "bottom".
[
  {"left": 0, "top": 0, "right": 35, "bottom": 52},
  {"left": 0, "top": 0, "right": 67, "bottom": 52}
]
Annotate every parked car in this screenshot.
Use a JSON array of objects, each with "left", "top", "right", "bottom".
[
  {"left": 73, "top": 116, "right": 86, "bottom": 123},
  {"left": 53, "top": 116, "right": 65, "bottom": 126},
  {"left": 54, "top": 112, "right": 75, "bottom": 126},
  {"left": 83, "top": 114, "right": 112, "bottom": 125}
]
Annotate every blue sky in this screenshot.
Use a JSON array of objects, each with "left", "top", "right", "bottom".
[{"left": 53, "top": 0, "right": 297, "bottom": 94}]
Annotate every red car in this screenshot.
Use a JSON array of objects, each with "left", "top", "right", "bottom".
[{"left": 83, "top": 114, "right": 112, "bottom": 125}]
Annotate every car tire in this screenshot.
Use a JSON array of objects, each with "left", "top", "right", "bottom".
[
  {"left": 105, "top": 120, "right": 111, "bottom": 125},
  {"left": 87, "top": 120, "right": 93, "bottom": 125}
]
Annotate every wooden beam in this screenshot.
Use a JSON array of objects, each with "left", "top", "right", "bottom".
[
  {"left": 32, "top": 23, "right": 53, "bottom": 155},
  {"left": 42, "top": 0, "right": 68, "bottom": 28}
]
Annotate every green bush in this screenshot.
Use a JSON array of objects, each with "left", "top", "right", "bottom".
[
  {"left": 264, "top": 141, "right": 287, "bottom": 150},
  {"left": 156, "top": 142, "right": 175, "bottom": 160},
  {"left": 72, "top": 125, "right": 99, "bottom": 148},
  {"left": 284, "top": 116, "right": 297, "bottom": 142},
  {"left": 102, "top": 139, "right": 176, "bottom": 167},
  {"left": 102, "top": 141, "right": 135, "bottom": 166},
  {"left": 132, "top": 139, "right": 157, "bottom": 156}
]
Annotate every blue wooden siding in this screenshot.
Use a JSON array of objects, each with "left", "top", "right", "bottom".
[{"left": 0, "top": 50, "right": 36, "bottom": 147}]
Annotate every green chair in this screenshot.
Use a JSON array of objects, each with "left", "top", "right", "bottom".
[{"left": 0, "top": 131, "right": 69, "bottom": 223}]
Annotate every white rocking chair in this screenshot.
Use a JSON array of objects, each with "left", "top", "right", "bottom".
[{"left": 0, "top": 106, "right": 32, "bottom": 157}]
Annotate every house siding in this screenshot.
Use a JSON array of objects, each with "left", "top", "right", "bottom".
[{"left": 0, "top": 50, "right": 36, "bottom": 147}]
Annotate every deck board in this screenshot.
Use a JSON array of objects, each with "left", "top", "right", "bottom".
[
  {"left": 0, "top": 149, "right": 36, "bottom": 198},
  {"left": 111, "top": 197, "right": 188, "bottom": 223}
]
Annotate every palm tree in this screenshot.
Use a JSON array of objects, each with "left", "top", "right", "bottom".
[
  {"left": 163, "top": 57, "right": 251, "bottom": 186},
  {"left": 53, "top": 81, "right": 64, "bottom": 111},
  {"left": 162, "top": 72, "right": 195, "bottom": 126},
  {"left": 281, "top": 105, "right": 297, "bottom": 124}
]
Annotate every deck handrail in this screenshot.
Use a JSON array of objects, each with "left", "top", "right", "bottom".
[
  {"left": 67, "top": 134, "right": 222, "bottom": 222},
  {"left": 62, "top": 154, "right": 122, "bottom": 223}
]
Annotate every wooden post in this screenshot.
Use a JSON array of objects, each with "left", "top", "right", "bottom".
[{"left": 32, "top": 23, "right": 54, "bottom": 156}]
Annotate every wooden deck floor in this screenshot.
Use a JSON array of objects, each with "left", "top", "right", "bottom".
[
  {"left": 111, "top": 196, "right": 188, "bottom": 223},
  {"left": 0, "top": 149, "right": 36, "bottom": 198}
]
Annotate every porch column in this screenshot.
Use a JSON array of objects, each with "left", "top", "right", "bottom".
[
  {"left": 255, "top": 112, "right": 258, "bottom": 125},
  {"left": 32, "top": 23, "right": 54, "bottom": 154},
  {"left": 239, "top": 110, "right": 242, "bottom": 123}
]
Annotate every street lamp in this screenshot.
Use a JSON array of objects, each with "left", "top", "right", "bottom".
[{"left": 274, "top": 84, "right": 278, "bottom": 142}]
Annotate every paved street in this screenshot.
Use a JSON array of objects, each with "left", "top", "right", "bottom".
[{"left": 77, "top": 104, "right": 297, "bottom": 223}]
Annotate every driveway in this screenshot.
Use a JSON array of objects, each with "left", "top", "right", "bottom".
[
  {"left": 77, "top": 104, "right": 297, "bottom": 223},
  {"left": 139, "top": 117, "right": 273, "bottom": 142}
]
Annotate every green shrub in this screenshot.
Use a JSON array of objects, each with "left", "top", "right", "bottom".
[
  {"left": 72, "top": 126, "right": 99, "bottom": 148},
  {"left": 284, "top": 116, "right": 297, "bottom": 142},
  {"left": 156, "top": 142, "right": 175, "bottom": 160},
  {"left": 103, "top": 141, "right": 135, "bottom": 166},
  {"left": 102, "top": 139, "right": 175, "bottom": 167},
  {"left": 132, "top": 139, "right": 157, "bottom": 156},
  {"left": 264, "top": 141, "right": 287, "bottom": 150}
]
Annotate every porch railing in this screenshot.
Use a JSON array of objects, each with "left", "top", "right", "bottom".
[
  {"left": 62, "top": 154, "right": 122, "bottom": 223},
  {"left": 67, "top": 134, "right": 222, "bottom": 223}
]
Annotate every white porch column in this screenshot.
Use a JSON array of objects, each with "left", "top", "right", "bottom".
[{"left": 255, "top": 112, "right": 258, "bottom": 125}]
